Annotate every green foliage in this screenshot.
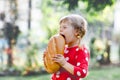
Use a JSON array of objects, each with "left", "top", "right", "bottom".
[
  {"left": 63, "top": 0, "right": 79, "bottom": 11},
  {"left": 0, "top": 66, "right": 120, "bottom": 80},
  {"left": 40, "top": 0, "right": 69, "bottom": 40},
  {"left": 22, "top": 44, "right": 40, "bottom": 75},
  {"left": 26, "top": 44, "right": 39, "bottom": 67},
  {"left": 38, "top": 0, "right": 114, "bottom": 42},
  {"left": 63, "top": 0, "right": 115, "bottom": 12},
  {"left": 85, "top": 66, "right": 120, "bottom": 80},
  {"left": 87, "top": 0, "right": 114, "bottom": 11},
  {"left": 40, "top": 0, "right": 57, "bottom": 39}
]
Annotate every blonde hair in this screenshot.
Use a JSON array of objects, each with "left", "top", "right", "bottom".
[{"left": 59, "top": 14, "right": 87, "bottom": 38}]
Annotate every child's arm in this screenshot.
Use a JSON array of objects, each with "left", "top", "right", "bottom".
[
  {"left": 52, "top": 54, "right": 74, "bottom": 74},
  {"left": 52, "top": 48, "right": 90, "bottom": 78}
]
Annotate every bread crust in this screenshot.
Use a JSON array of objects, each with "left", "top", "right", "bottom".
[{"left": 43, "top": 34, "right": 65, "bottom": 73}]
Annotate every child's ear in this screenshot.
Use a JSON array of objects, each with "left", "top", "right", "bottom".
[
  {"left": 75, "top": 33, "right": 79, "bottom": 36},
  {"left": 75, "top": 29, "right": 80, "bottom": 36},
  {"left": 75, "top": 33, "right": 80, "bottom": 39},
  {"left": 75, "top": 30, "right": 82, "bottom": 39}
]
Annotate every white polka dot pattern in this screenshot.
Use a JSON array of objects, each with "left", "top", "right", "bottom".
[
  {"left": 77, "top": 62, "right": 81, "bottom": 66},
  {"left": 76, "top": 48, "right": 79, "bottom": 51},
  {"left": 64, "top": 50, "right": 69, "bottom": 54},
  {"left": 83, "top": 69, "right": 86, "bottom": 74},
  {"left": 77, "top": 71, "right": 81, "bottom": 76},
  {"left": 66, "top": 77, "right": 71, "bottom": 80},
  {"left": 79, "top": 78, "right": 82, "bottom": 80},
  {"left": 52, "top": 46, "right": 89, "bottom": 79},
  {"left": 86, "top": 57, "right": 88, "bottom": 62},
  {"left": 84, "top": 49, "right": 87, "bottom": 54},
  {"left": 65, "top": 57, "right": 69, "bottom": 61},
  {"left": 56, "top": 74, "right": 60, "bottom": 78}
]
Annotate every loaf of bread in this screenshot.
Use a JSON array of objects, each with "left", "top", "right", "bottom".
[{"left": 43, "top": 34, "right": 65, "bottom": 73}]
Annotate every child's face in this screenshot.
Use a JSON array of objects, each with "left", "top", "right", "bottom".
[{"left": 59, "top": 21, "right": 78, "bottom": 46}]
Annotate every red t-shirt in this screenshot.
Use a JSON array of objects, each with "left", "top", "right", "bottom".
[{"left": 51, "top": 45, "right": 90, "bottom": 80}]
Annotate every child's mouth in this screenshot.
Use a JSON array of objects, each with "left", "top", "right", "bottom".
[
  {"left": 61, "top": 34, "right": 65, "bottom": 39},
  {"left": 60, "top": 34, "right": 67, "bottom": 44}
]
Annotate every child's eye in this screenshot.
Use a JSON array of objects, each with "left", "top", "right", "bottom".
[
  {"left": 63, "top": 26, "right": 67, "bottom": 29},
  {"left": 60, "top": 26, "right": 67, "bottom": 30}
]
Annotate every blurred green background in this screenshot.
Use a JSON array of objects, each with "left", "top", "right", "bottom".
[{"left": 0, "top": 0, "right": 120, "bottom": 80}]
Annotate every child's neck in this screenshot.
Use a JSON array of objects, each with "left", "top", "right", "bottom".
[
  {"left": 67, "top": 44, "right": 79, "bottom": 48},
  {"left": 67, "top": 40, "right": 80, "bottom": 48}
]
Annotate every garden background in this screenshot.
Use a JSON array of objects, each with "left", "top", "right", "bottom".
[{"left": 0, "top": 0, "right": 120, "bottom": 80}]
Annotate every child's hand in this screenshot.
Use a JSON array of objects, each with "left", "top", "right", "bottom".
[{"left": 52, "top": 54, "right": 67, "bottom": 66}]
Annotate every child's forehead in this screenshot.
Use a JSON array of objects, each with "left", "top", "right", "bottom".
[
  {"left": 60, "top": 18, "right": 72, "bottom": 24},
  {"left": 60, "top": 21, "right": 72, "bottom": 27}
]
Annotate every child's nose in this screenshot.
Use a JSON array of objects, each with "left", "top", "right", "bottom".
[
  {"left": 59, "top": 30, "right": 62, "bottom": 34},
  {"left": 60, "top": 27, "right": 63, "bottom": 32},
  {"left": 60, "top": 29, "right": 62, "bottom": 32},
  {"left": 59, "top": 28, "right": 64, "bottom": 35}
]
